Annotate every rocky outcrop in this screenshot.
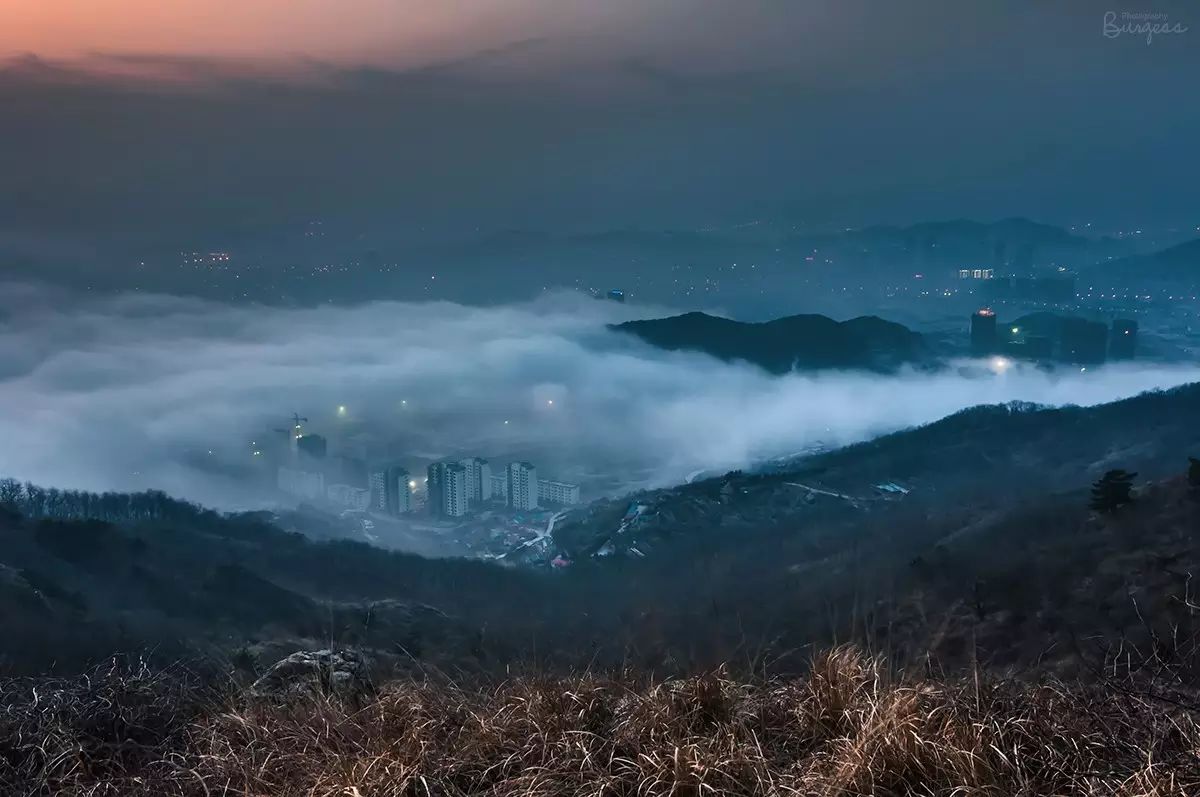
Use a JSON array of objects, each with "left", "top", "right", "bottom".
[{"left": 251, "top": 649, "right": 374, "bottom": 702}]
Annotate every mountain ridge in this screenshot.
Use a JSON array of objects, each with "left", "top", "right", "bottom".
[
  {"left": 611, "top": 310, "right": 928, "bottom": 373},
  {"left": 6, "top": 382, "right": 1200, "bottom": 679}
]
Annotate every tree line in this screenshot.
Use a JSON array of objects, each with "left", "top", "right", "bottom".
[
  {"left": 1088, "top": 458, "right": 1200, "bottom": 514},
  {"left": 0, "top": 478, "right": 218, "bottom": 525}
]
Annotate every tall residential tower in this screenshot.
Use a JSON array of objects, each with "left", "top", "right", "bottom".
[{"left": 506, "top": 461, "right": 538, "bottom": 511}]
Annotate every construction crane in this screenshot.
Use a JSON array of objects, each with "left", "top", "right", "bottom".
[{"left": 273, "top": 413, "right": 309, "bottom": 438}]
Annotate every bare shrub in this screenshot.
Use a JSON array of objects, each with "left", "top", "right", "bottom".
[{"left": 4, "top": 648, "right": 1199, "bottom": 795}]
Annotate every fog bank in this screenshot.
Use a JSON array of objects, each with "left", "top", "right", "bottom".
[{"left": 2, "top": 285, "right": 1197, "bottom": 507}]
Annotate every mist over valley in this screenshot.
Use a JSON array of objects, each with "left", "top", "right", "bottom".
[{"left": 4, "top": 284, "right": 1198, "bottom": 518}]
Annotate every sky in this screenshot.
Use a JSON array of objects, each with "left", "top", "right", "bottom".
[{"left": 0, "top": 0, "right": 1197, "bottom": 290}]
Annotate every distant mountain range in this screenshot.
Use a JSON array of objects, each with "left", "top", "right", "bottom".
[
  {"left": 467, "top": 217, "right": 1101, "bottom": 256},
  {"left": 457, "top": 217, "right": 1138, "bottom": 266},
  {"left": 1097, "top": 237, "right": 1200, "bottom": 284},
  {"left": 791, "top": 217, "right": 1096, "bottom": 257},
  {"left": 611, "top": 311, "right": 928, "bottom": 373},
  {"left": 864, "top": 217, "right": 1085, "bottom": 245},
  {"left": 34, "top": 216, "right": 1190, "bottom": 307}
]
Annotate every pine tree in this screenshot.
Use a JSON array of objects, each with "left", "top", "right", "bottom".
[{"left": 1090, "top": 469, "right": 1136, "bottom": 514}]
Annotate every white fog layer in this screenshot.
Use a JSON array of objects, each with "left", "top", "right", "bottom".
[{"left": 2, "top": 284, "right": 1197, "bottom": 507}]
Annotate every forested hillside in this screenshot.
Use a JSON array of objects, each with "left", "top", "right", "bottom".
[{"left": 5, "top": 385, "right": 1200, "bottom": 682}]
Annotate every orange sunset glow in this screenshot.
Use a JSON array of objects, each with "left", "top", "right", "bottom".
[{"left": 0, "top": 0, "right": 541, "bottom": 66}]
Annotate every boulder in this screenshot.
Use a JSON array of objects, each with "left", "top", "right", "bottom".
[{"left": 251, "top": 648, "right": 374, "bottom": 702}]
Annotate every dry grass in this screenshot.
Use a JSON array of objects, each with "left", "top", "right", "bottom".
[{"left": 4, "top": 647, "right": 1200, "bottom": 796}]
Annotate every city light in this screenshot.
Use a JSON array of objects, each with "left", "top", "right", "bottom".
[
  {"left": 989, "top": 356, "right": 1012, "bottom": 374},
  {"left": 547, "top": 399, "right": 554, "bottom": 406},
  {"left": 337, "top": 405, "right": 347, "bottom": 416},
  {"left": 1011, "top": 327, "right": 1019, "bottom": 334},
  {"left": 408, "top": 480, "right": 417, "bottom": 490}
]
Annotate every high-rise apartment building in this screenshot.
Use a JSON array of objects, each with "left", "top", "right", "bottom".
[{"left": 506, "top": 461, "right": 538, "bottom": 511}]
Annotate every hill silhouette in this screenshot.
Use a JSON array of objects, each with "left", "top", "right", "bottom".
[
  {"left": 1102, "top": 237, "right": 1200, "bottom": 283},
  {"left": 612, "top": 311, "right": 927, "bottom": 373}
]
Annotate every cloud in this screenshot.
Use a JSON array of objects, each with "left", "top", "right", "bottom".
[{"left": 2, "top": 284, "right": 1198, "bottom": 509}]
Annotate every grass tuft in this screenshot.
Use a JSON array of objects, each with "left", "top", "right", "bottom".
[{"left": 3, "top": 648, "right": 1199, "bottom": 795}]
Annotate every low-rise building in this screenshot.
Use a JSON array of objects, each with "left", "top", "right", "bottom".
[
  {"left": 277, "top": 466, "right": 325, "bottom": 501},
  {"left": 326, "top": 483, "right": 371, "bottom": 511},
  {"left": 1060, "top": 317, "right": 1108, "bottom": 364},
  {"left": 537, "top": 479, "right": 580, "bottom": 506}
]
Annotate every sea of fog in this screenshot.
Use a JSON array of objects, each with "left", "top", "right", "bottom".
[{"left": 2, "top": 284, "right": 1198, "bottom": 508}]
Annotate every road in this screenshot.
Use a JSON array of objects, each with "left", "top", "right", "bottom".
[{"left": 514, "top": 509, "right": 568, "bottom": 552}]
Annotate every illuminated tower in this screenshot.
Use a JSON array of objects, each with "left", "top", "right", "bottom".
[{"left": 970, "top": 308, "right": 998, "bottom": 355}]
